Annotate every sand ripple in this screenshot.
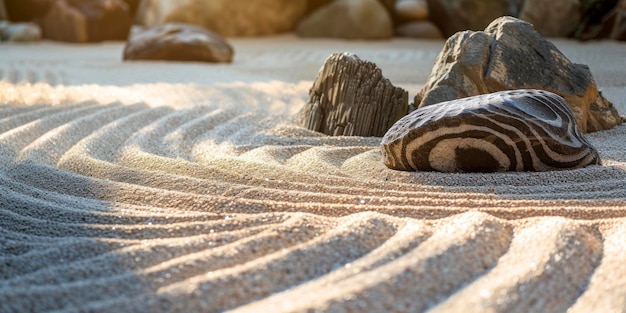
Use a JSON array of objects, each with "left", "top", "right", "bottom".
[{"left": 1, "top": 39, "right": 626, "bottom": 312}]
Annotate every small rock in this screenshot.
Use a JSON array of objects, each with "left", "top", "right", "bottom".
[
  {"left": 395, "top": 21, "right": 443, "bottom": 39},
  {"left": 426, "top": 0, "right": 510, "bottom": 37},
  {"left": 123, "top": 23, "right": 234, "bottom": 63},
  {"left": 0, "top": 0, "right": 7, "bottom": 20},
  {"left": 299, "top": 52, "right": 408, "bottom": 137},
  {"left": 136, "top": 0, "right": 307, "bottom": 37},
  {"left": 296, "top": 0, "right": 393, "bottom": 40},
  {"left": 518, "top": 0, "right": 581, "bottom": 37},
  {"left": 0, "top": 22, "right": 42, "bottom": 41},
  {"left": 414, "top": 16, "right": 622, "bottom": 133},
  {"left": 39, "top": 0, "right": 132, "bottom": 42},
  {"left": 382, "top": 90, "right": 601, "bottom": 172},
  {"left": 395, "top": 0, "right": 429, "bottom": 21}
]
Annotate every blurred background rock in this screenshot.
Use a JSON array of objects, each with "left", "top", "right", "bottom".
[{"left": 0, "top": 0, "right": 623, "bottom": 42}]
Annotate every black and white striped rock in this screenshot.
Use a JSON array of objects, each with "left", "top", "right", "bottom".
[{"left": 381, "top": 89, "right": 601, "bottom": 172}]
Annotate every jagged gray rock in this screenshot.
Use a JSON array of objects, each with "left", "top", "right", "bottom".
[
  {"left": 296, "top": 0, "right": 393, "bottom": 40},
  {"left": 414, "top": 16, "right": 623, "bottom": 133},
  {"left": 299, "top": 52, "right": 408, "bottom": 137}
]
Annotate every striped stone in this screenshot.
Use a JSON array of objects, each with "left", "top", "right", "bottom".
[{"left": 381, "top": 89, "right": 601, "bottom": 172}]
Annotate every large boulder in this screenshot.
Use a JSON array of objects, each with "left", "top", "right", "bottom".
[
  {"left": 518, "top": 0, "right": 581, "bottom": 37},
  {"left": 296, "top": 0, "right": 393, "bottom": 39},
  {"left": 426, "top": 0, "right": 509, "bottom": 37},
  {"left": 299, "top": 53, "right": 408, "bottom": 137},
  {"left": 382, "top": 90, "right": 601, "bottom": 172},
  {"left": 395, "top": 21, "right": 443, "bottom": 39},
  {"left": 414, "top": 16, "right": 622, "bottom": 133},
  {"left": 123, "top": 23, "right": 233, "bottom": 63},
  {"left": 136, "top": 0, "right": 307, "bottom": 37},
  {"left": 39, "top": 0, "right": 132, "bottom": 42}
]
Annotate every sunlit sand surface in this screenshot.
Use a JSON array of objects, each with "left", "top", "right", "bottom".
[{"left": 1, "top": 36, "right": 625, "bottom": 312}]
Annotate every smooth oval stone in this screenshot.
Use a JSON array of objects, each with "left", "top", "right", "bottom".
[
  {"left": 381, "top": 89, "right": 601, "bottom": 172},
  {"left": 123, "top": 23, "right": 234, "bottom": 63}
]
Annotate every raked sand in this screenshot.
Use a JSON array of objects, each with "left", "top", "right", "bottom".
[{"left": 1, "top": 36, "right": 626, "bottom": 312}]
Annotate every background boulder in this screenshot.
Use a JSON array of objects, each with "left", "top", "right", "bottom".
[
  {"left": 136, "top": 0, "right": 307, "bottom": 37},
  {"left": 3, "top": 0, "right": 53, "bottom": 22},
  {"left": 395, "top": 0, "right": 428, "bottom": 22},
  {"left": 39, "top": 0, "right": 132, "bottom": 42},
  {"left": 0, "top": 21, "right": 42, "bottom": 41},
  {"left": 123, "top": 23, "right": 233, "bottom": 63},
  {"left": 518, "top": 0, "right": 581, "bottom": 37},
  {"left": 426, "top": 0, "right": 510, "bottom": 37},
  {"left": 0, "top": 0, "right": 7, "bottom": 20},
  {"left": 579, "top": 0, "right": 626, "bottom": 40},
  {"left": 395, "top": 21, "right": 443, "bottom": 38},
  {"left": 296, "top": 0, "right": 393, "bottom": 39}
]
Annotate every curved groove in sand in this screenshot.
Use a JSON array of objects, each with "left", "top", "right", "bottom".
[{"left": 1, "top": 39, "right": 625, "bottom": 312}]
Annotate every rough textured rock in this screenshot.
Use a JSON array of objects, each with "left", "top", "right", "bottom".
[
  {"left": 136, "top": 0, "right": 307, "bottom": 37},
  {"left": 299, "top": 52, "right": 408, "bottom": 137},
  {"left": 123, "top": 23, "right": 234, "bottom": 63},
  {"left": 426, "top": 0, "right": 510, "bottom": 37},
  {"left": 296, "top": 0, "right": 393, "bottom": 39},
  {"left": 414, "top": 16, "right": 622, "bottom": 133},
  {"left": 39, "top": 0, "right": 132, "bottom": 42},
  {"left": 0, "top": 21, "right": 42, "bottom": 41},
  {"left": 518, "top": 0, "right": 581, "bottom": 37},
  {"left": 395, "top": 0, "right": 428, "bottom": 22},
  {"left": 396, "top": 21, "right": 443, "bottom": 38},
  {"left": 382, "top": 90, "right": 601, "bottom": 172}
]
